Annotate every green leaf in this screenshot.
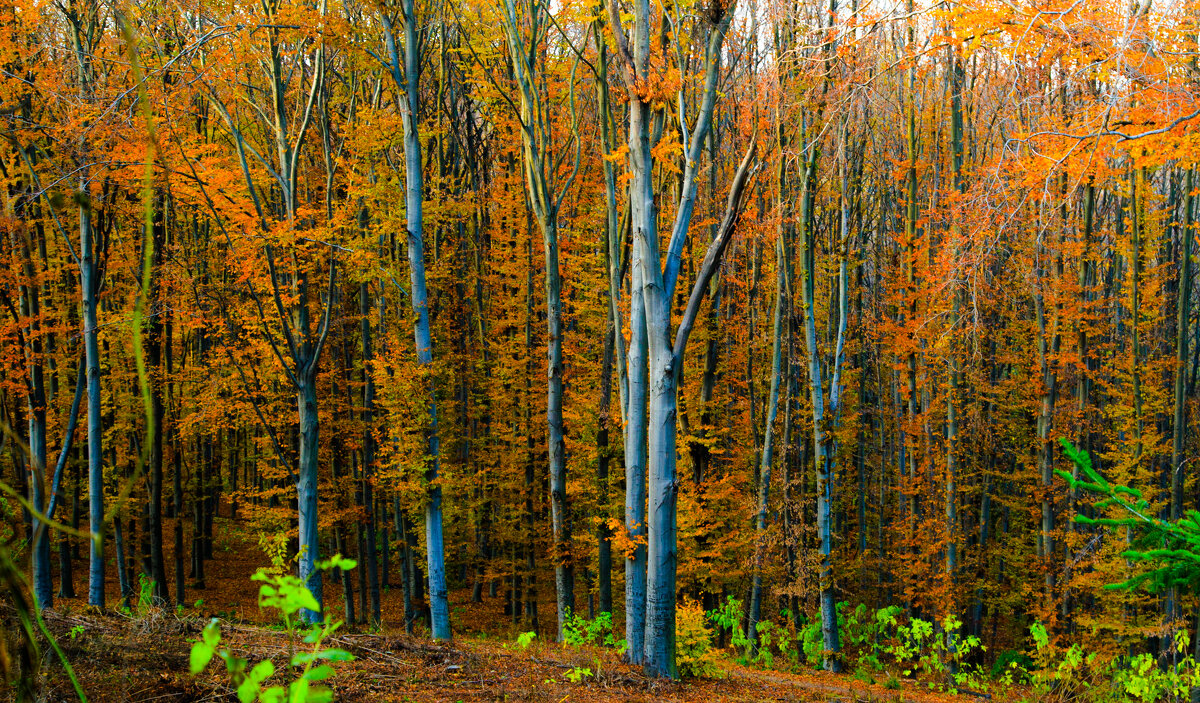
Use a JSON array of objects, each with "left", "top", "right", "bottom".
[
  {"left": 190, "top": 643, "right": 215, "bottom": 675},
  {"left": 304, "top": 686, "right": 334, "bottom": 703},
  {"left": 317, "top": 649, "right": 355, "bottom": 662},
  {"left": 236, "top": 678, "right": 260, "bottom": 703},
  {"left": 295, "top": 589, "right": 321, "bottom": 613},
  {"left": 304, "top": 665, "right": 335, "bottom": 681},
  {"left": 249, "top": 659, "right": 275, "bottom": 683},
  {"left": 317, "top": 554, "right": 356, "bottom": 571},
  {"left": 261, "top": 685, "right": 287, "bottom": 703},
  {"left": 202, "top": 620, "right": 221, "bottom": 646},
  {"left": 289, "top": 678, "right": 310, "bottom": 703}
]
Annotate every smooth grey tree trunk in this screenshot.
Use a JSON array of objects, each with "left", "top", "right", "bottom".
[
  {"left": 379, "top": 1, "right": 451, "bottom": 641},
  {"left": 1173, "top": 170, "right": 1193, "bottom": 523},
  {"left": 82, "top": 190, "right": 104, "bottom": 609},
  {"left": 748, "top": 232, "right": 787, "bottom": 652},
  {"left": 403, "top": 70, "right": 451, "bottom": 643},
  {"left": 148, "top": 205, "right": 168, "bottom": 602},
  {"left": 608, "top": 0, "right": 741, "bottom": 675},
  {"left": 626, "top": 79, "right": 655, "bottom": 666},
  {"left": 624, "top": 268, "right": 648, "bottom": 663},
  {"left": 296, "top": 372, "right": 323, "bottom": 621},
  {"left": 797, "top": 118, "right": 844, "bottom": 671}
]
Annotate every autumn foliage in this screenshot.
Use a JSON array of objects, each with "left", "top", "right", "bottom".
[{"left": 2, "top": 0, "right": 1200, "bottom": 694}]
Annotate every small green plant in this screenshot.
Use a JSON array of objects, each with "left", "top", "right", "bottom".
[
  {"left": 752, "top": 620, "right": 775, "bottom": 668},
  {"left": 875, "top": 612, "right": 988, "bottom": 693},
  {"left": 1023, "top": 620, "right": 1102, "bottom": 701},
  {"left": 883, "top": 673, "right": 901, "bottom": 690},
  {"left": 706, "top": 595, "right": 753, "bottom": 664},
  {"left": 991, "top": 649, "right": 1033, "bottom": 682},
  {"left": 189, "top": 555, "right": 358, "bottom": 702},
  {"left": 258, "top": 531, "right": 293, "bottom": 576},
  {"left": 1105, "top": 629, "right": 1200, "bottom": 703},
  {"left": 841, "top": 603, "right": 902, "bottom": 672},
  {"left": 515, "top": 631, "right": 536, "bottom": 649},
  {"left": 562, "top": 610, "right": 625, "bottom": 653},
  {"left": 799, "top": 616, "right": 824, "bottom": 668},
  {"left": 136, "top": 574, "right": 157, "bottom": 614},
  {"left": 775, "top": 623, "right": 800, "bottom": 669},
  {"left": 564, "top": 666, "right": 592, "bottom": 683},
  {"left": 1019, "top": 619, "right": 1200, "bottom": 703},
  {"left": 68, "top": 624, "right": 85, "bottom": 641}
]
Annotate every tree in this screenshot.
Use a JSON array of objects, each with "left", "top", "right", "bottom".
[
  {"left": 495, "top": 0, "right": 583, "bottom": 640},
  {"left": 375, "top": 0, "right": 452, "bottom": 641}
]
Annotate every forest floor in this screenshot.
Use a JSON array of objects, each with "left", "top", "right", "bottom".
[
  {"left": 21, "top": 510, "right": 1024, "bottom": 702},
  {"left": 33, "top": 607, "right": 1015, "bottom": 703}
]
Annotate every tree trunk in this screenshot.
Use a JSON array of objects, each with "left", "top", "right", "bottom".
[
  {"left": 623, "top": 134, "right": 650, "bottom": 667},
  {"left": 297, "top": 375, "right": 323, "bottom": 623},
  {"left": 148, "top": 201, "right": 168, "bottom": 602},
  {"left": 383, "top": 2, "right": 451, "bottom": 641},
  {"left": 82, "top": 188, "right": 104, "bottom": 609},
  {"left": 361, "top": 282, "right": 381, "bottom": 626},
  {"left": 749, "top": 220, "right": 787, "bottom": 653}
]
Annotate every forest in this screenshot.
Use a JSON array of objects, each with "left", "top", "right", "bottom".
[{"left": 3, "top": 0, "right": 1200, "bottom": 700}]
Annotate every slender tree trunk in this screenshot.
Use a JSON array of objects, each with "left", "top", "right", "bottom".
[
  {"left": 1173, "top": 170, "right": 1193, "bottom": 523},
  {"left": 337, "top": 524, "right": 355, "bottom": 624},
  {"left": 749, "top": 182, "right": 789, "bottom": 653},
  {"left": 945, "top": 48, "right": 965, "bottom": 654},
  {"left": 170, "top": 314, "right": 184, "bottom": 606},
  {"left": 114, "top": 515, "right": 131, "bottom": 607},
  {"left": 798, "top": 115, "right": 842, "bottom": 671},
  {"left": 543, "top": 218, "right": 573, "bottom": 638},
  {"left": 82, "top": 186, "right": 104, "bottom": 609},
  {"left": 16, "top": 221, "right": 51, "bottom": 608},
  {"left": 148, "top": 202, "right": 168, "bottom": 601},
  {"left": 597, "top": 322, "right": 614, "bottom": 616},
  {"left": 381, "top": 2, "right": 451, "bottom": 640},
  {"left": 361, "top": 282, "right": 381, "bottom": 626}
]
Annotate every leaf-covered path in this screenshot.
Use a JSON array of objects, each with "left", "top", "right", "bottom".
[{"left": 29, "top": 605, "right": 1017, "bottom": 703}]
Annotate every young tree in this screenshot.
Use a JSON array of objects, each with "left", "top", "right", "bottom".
[
  {"left": 376, "top": 0, "right": 452, "bottom": 640},
  {"left": 495, "top": 0, "right": 583, "bottom": 640}
]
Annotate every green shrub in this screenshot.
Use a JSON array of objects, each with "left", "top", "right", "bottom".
[
  {"left": 706, "top": 595, "right": 753, "bottom": 664},
  {"left": 752, "top": 620, "right": 775, "bottom": 668},
  {"left": 189, "top": 555, "right": 357, "bottom": 703},
  {"left": 992, "top": 649, "right": 1033, "bottom": 682},
  {"left": 562, "top": 609, "right": 625, "bottom": 653}
]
